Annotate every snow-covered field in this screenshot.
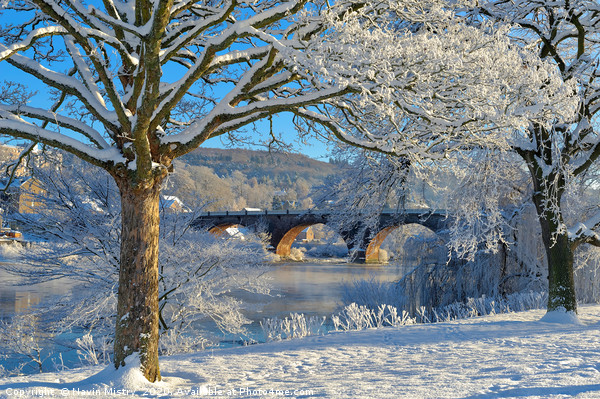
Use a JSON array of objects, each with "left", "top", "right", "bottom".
[{"left": 1, "top": 306, "right": 600, "bottom": 398}]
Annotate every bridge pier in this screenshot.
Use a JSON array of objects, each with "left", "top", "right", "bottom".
[{"left": 348, "top": 249, "right": 367, "bottom": 264}]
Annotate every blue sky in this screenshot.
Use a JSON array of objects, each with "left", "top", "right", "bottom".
[
  {"left": 0, "top": 58, "right": 332, "bottom": 162},
  {"left": 203, "top": 113, "right": 333, "bottom": 161},
  {"left": 0, "top": 7, "right": 334, "bottom": 162}
]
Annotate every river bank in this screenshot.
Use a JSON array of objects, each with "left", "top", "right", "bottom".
[{"left": 1, "top": 305, "right": 598, "bottom": 398}]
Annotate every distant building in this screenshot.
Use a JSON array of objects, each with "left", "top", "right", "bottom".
[
  {"left": 160, "top": 195, "right": 190, "bottom": 213},
  {"left": 0, "top": 145, "right": 27, "bottom": 178},
  {"left": 0, "top": 177, "right": 45, "bottom": 214},
  {"left": 295, "top": 226, "right": 314, "bottom": 243},
  {"left": 272, "top": 190, "right": 297, "bottom": 210},
  {"left": 0, "top": 144, "right": 61, "bottom": 179}
]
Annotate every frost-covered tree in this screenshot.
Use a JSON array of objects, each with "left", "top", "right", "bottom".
[
  {"left": 300, "top": 0, "right": 596, "bottom": 318},
  {"left": 307, "top": 1, "right": 588, "bottom": 315},
  {"left": 0, "top": 0, "right": 577, "bottom": 380},
  {"left": 0, "top": 0, "right": 360, "bottom": 380},
  {"left": 461, "top": 0, "right": 600, "bottom": 313},
  {"left": 4, "top": 158, "right": 272, "bottom": 370}
]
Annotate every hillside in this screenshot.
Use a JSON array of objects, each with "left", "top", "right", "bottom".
[
  {"left": 180, "top": 147, "right": 341, "bottom": 184},
  {"left": 161, "top": 147, "right": 345, "bottom": 211},
  {"left": 0, "top": 144, "right": 342, "bottom": 212}
]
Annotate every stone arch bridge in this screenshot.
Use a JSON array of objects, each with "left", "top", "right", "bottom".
[{"left": 194, "top": 209, "right": 450, "bottom": 263}]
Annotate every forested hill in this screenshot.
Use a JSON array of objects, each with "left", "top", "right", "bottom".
[
  {"left": 164, "top": 147, "right": 344, "bottom": 211},
  {"left": 0, "top": 144, "right": 343, "bottom": 212},
  {"left": 180, "top": 147, "right": 341, "bottom": 183}
]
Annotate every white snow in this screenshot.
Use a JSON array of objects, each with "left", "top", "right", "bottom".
[
  {"left": 2, "top": 306, "right": 600, "bottom": 398},
  {"left": 540, "top": 309, "right": 583, "bottom": 325}
]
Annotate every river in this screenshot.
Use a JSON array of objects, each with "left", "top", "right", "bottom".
[
  {"left": 253, "top": 260, "right": 410, "bottom": 317},
  {"left": 0, "top": 260, "right": 411, "bottom": 322},
  {"left": 0, "top": 259, "right": 412, "bottom": 373}
]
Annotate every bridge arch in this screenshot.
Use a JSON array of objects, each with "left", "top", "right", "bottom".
[
  {"left": 208, "top": 223, "right": 246, "bottom": 238},
  {"left": 365, "top": 223, "right": 446, "bottom": 264},
  {"left": 276, "top": 223, "right": 313, "bottom": 257},
  {"left": 276, "top": 223, "right": 348, "bottom": 259},
  {"left": 194, "top": 209, "right": 450, "bottom": 263},
  {"left": 365, "top": 226, "right": 397, "bottom": 263}
]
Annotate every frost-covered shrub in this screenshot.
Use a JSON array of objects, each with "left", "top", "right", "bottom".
[
  {"left": 0, "top": 313, "right": 51, "bottom": 374},
  {"left": 2, "top": 161, "right": 274, "bottom": 367},
  {"left": 261, "top": 290, "right": 548, "bottom": 343},
  {"left": 387, "top": 205, "right": 549, "bottom": 314},
  {"left": 260, "top": 313, "right": 326, "bottom": 342},
  {"left": 304, "top": 243, "right": 348, "bottom": 259},
  {"left": 398, "top": 203, "right": 599, "bottom": 311},
  {"left": 158, "top": 329, "right": 212, "bottom": 356},
  {"left": 0, "top": 241, "right": 27, "bottom": 259},
  {"left": 288, "top": 247, "right": 305, "bottom": 261},
  {"left": 332, "top": 303, "right": 415, "bottom": 331},
  {"left": 341, "top": 277, "right": 407, "bottom": 310},
  {"left": 76, "top": 332, "right": 111, "bottom": 366},
  {"left": 377, "top": 248, "right": 390, "bottom": 263},
  {"left": 333, "top": 291, "right": 547, "bottom": 332},
  {"left": 574, "top": 246, "right": 600, "bottom": 304}
]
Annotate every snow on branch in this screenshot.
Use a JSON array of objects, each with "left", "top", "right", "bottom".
[
  {"left": 568, "top": 208, "right": 600, "bottom": 246},
  {"left": 0, "top": 0, "right": 580, "bottom": 180},
  {"left": 275, "top": 0, "right": 578, "bottom": 160},
  {"left": 0, "top": 105, "right": 109, "bottom": 149},
  {"left": 0, "top": 119, "right": 125, "bottom": 167},
  {"left": 0, "top": 25, "right": 66, "bottom": 60},
  {"left": 2, "top": 52, "right": 119, "bottom": 129}
]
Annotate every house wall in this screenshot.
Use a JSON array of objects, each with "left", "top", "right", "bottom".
[{"left": 17, "top": 179, "right": 45, "bottom": 214}]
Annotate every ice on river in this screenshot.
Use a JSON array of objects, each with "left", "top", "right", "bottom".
[{"left": 1, "top": 305, "right": 600, "bottom": 398}]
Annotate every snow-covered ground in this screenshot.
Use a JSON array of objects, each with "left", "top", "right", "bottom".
[{"left": 1, "top": 306, "right": 600, "bottom": 398}]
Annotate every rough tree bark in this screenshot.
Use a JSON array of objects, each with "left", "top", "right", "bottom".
[
  {"left": 113, "top": 177, "right": 163, "bottom": 382},
  {"left": 532, "top": 205, "right": 578, "bottom": 313},
  {"left": 525, "top": 147, "right": 578, "bottom": 313}
]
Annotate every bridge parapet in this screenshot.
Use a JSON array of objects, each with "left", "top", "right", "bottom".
[{"left": 198, "top": 209, "right": 447, "bottom": 218}]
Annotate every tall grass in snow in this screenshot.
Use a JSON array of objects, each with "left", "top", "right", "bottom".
[
  {"left": 260, "top": 314, "right": 326, "bottom": 342},
  {"left": 260, "top": 291, "right": 548, "bottom": 341}
]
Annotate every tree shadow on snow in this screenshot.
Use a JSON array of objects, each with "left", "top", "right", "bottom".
[{"left": 463, "top": 384, "right": 600, "bottom": 398}]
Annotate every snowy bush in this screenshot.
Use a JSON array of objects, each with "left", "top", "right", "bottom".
[
  {"left": 340, "top": 277, "right": 407, "bottom": 310},
  {"left": 288, "top": 247, "right": 306, "bottom": 261},
  {"left": 574, "top": 245, "right": 600, "bottom": 304},
  {"left": 76, "top": 332, "right": 111, "bottom": 366},
  {"left": 0, "top": 313, "right": 51, "bottom": 375},
  {"left": 304, "top": 243, "right": 348, "bottom": 259},
  {"left": 0, "top": 241, "right": 26, "bottom": 259},
  {"left": 239, "top": 289, "right": 550, "bottom": 344},
  {"left": 332, "top": 291, "right": 548, "bottom": 333},
  {"left": 260, "top": 313, "right": 326, "bottom": 342},
  {"left": 1, "top": 160, "right": 274, "bottom": 367},
  {"left": 332, "top": 303, "right": 415, "bottom": 331},
  {"left": 158, "top": 329, "right": 212, "bottom": 356}
]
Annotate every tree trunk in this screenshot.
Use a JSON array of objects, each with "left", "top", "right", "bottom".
[
  {"left": 537, "top": 213, "right": 577, "bottom": 313},
  {"left": 522, "top": 143, "right": 578, "bottom": 315},
  {"left": 113, "top": 179, "right": 161, "bottom": 382}
]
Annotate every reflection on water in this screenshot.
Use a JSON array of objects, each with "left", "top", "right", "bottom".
[
  {"left": 228, "top": 261, "right": 413, "bottom": 346},
  {"left": 0, "top": 260, "right": 411, "bottom": 323},
  {"left": 258, "top": 261, "right": 411, "bottom": 318},
  {"left": 0, "top": 259, "right": 413, "bottom": 372},
  {"left": 0, "top": 267, "right": 74, "bottom": 319},
  {"left": 216, "top": 260, "right": 413, "bottom": 347}
]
